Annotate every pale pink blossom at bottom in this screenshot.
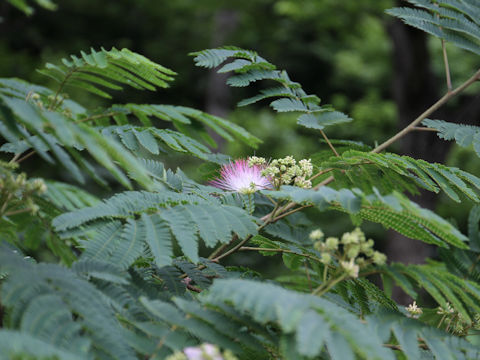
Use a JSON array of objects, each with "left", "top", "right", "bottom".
[
  {"left": 209, "top": 159, "right": 271, "bottom": 194},
  {"left": 184, "top": 344, "right": 223, "bottom": 360}
]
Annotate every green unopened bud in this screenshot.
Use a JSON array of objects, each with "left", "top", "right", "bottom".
[
  {"left": 364, "top": 248, "right": 374, "bottom": 257},
  {"left": 299, "top": 159, "right": 313, "bottom": 177},
  {"left": 32, "top": 179, "right": 47, "bottom": 194},
  {"left": 16, "top": 174, "right": 27, "bottom": 187},
  {"left": 223, "top": 350, "right": 239, "bottom": 360},
  {"left": 346, "top": 244, "right": 360, "bottom": 259},
  {"left": 325, "top": 237, "right": 339, "bottom": 251},
  {"left": 294, "top": 176, "right": 312, "bottom": 189},
  {"left": 313, "top": 241, "right": 323, "bottom": 252},
  {"left": 248, "top": 156, "right": 266, "bottom": 166},
  {"left": 165, "top": 352, "right": 187, "bottom": 360},
  {"left": 309, "top": 229, "right": 324, "bottom": 241},
  {"left": 341, "top": 232, "right": 358, "bottom": 245},
  {"left": 281, "top": 174, "right": 293, "bottom": 184},
  {"left": 437, "top": 302, "right": 455, "bottom": 315},
  {"left": 372, "top": 251, "right": 387, "bottom": 265},
  {"left": 340, "top": 259, "right": 359, "bottom": 278},
  {"left": 356, "top": 257, "right": 366, "bottom": 265},
  {"left": 283, "top": 156, "right": 295, "bottom": 166},
  {"left": 406, "top": 301, "right": 423, "bottom": 319},
  {"left": 320, "top": 253, "right": 331, "bottom": 264},
  {"left": 360, "top": 239, "right": 374, "bottom": 252},
  {"left": 352, "top": 227, "right": 365, "bottom": 242}
]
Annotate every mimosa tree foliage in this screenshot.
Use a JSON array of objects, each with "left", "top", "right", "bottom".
[{"left": 1, "top": 1, "right": 480, "bottom": 359}]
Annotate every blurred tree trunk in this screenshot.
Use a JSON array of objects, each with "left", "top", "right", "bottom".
[
  {"left": 386, "top": 15, "right": 444, "bottom": 303},
  {"left": 205, "top": 9, "right": 238, "bottom": 118},
  {"left": 386, "top": 9, "right": 480, "bottom": 303}
]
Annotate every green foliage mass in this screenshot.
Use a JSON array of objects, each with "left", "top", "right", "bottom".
[{"left": 2, "top": 0, "right": 480, "bottom": 359}]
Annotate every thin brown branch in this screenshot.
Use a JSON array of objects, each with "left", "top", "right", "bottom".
[
  {"left": 49, "top": 69, "right": 75, "bottom": 111},
  {"left": 8, "top": 153, "right": 21, "bottom": 164},
  {"left": 272, "top": 205, "right": 311, "bottom": 222},
  {"left": 208, "top": 234, "right": 238, "bottom": 260},
  {"left": 412, "top": 127, "right": 439, "bottom": 132},
  {"left": 16, "top": 150, "right": 36, "bottom": 164},
  {"left": 186, "top": 284, "right": 202, "bottom": 293},
  {"left": 304, "top": 262, "right": 312, "bottom": 291},
  {"left": 239, "top": 247, "right": 322, "bottom": 263},
  {"left": 373, "top": 68, "right": 480, "bottom": 154},
  {"left": 442, "top": 39, "right": 452, "bottom": 92},
  {"left": 320, "top": 130, "right": 340, "bottom": 157},
  {"left": 212, "top": 234, "right": 254, "bottom": 262},
  {"left": 309, "top": 167, "right": 334, "bottom": 182},
  {"left": 313, "top": 175, "right": 335, "bottom": 190},
  {"left": 5, "top": 207, "right": 34, "bottom": 216},
  {"left": 211, "top": 220, "right": 273, "bottom": 262},
  {"left": 383, "top": 342, "right": 428, "bottom": 351},
  {"left": 75, "top": 111, "right": 122, "bottom": 124}
]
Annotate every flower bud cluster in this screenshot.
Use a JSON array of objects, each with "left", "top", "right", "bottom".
[
  {"left": 436, "top": 302, "right": 455, "bottom": 316},
  {"left": 260, "top": 156, "right": 313, "bottom": 189},
  {"left": 27, "top": 91, "right": 70, "bottom": 112},
  {"left": 166, "top": 343, "right": 237, "bottom": 360},
  {"left": 1, "top": 166, "right": 47, "bottom": 217},
  {"left": 310, "top": 227, "right": 387, "bottom": 279},
  {"left": 434, "top": 302, "right": 480, "bottom": 335},
  {"left": 27, "top": 92, "right": 45, "bottom": 110},
  {"left": 247, "top": 156, "right": 266, "bottom": 166},
  {"left": 405, "top": 301, "right": 423, "bottom": 319}
]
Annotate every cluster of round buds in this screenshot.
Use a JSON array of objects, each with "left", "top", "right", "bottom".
[
  {"left": 1, "top": 169, "right": 47, "bottom": 216},
  {"left": 26, "top": 92, "right": 45, "bottom": 110},
  {"left": 247, "top": 156, "right": 266, "bottom": 166},
  {"left": 435, "top": 303, "right": 477, "bottom": 335},
  {"left": 340, "top": 259, "right": 359, "bottom": 278},
  {"left": 436, "top": 302, "right": 455, "bottom": 316},
  {"left": 405, "top": 301, "right": 423, "bottom": 319},
  {"left": 26, "top": 179, "right": 48, "bottom": 194},
  {"left": 166, "top": 343, "right": 237, "bottom": 360},
  {"left": 341, "top": 228, "right": 386, "bottom": 265},
  {"left": 261, "top": 156, "right": 313, "bottom": 189},
  {"left": 312, "top": 227, "right": 387, "bottom": 279}
]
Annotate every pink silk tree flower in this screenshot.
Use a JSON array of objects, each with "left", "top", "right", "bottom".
[{"left": 209, "top": 159, "right": 272, "bottom": 194}]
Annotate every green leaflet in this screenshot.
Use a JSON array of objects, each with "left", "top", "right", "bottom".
[
  {"left": 38, "top": 47, "right": 176, "bottom": 99},
  {"left": 0, "top": 330, "right": 84, "bottom": 360},
  {"left": 323, "top": 150, "right": 480, "bottom": 203},
  {"left": 54, "top": 193, "right": 257, "bottom": 266},
  {"left": 0, "top": 93, "right": 154, "bottom": 189},
  {"left": 203, "top": 278, "right": 395, "bottom": 360},
  {"left": 264, "top": 185, "right": 468, "bottom": 249},
  {"left": 5, "top": 0, "right": 56, "bottom": 15},
  {"left": 298, "top": 111, "right": 352, "bottom": 130},
  {"left": 0, "top": 245, "right": 136, "bottom": 360},
  {"left": 192, "top": 47, "right": 351, "bottom": 132},
  {"left": 101, "top": 103, "right": 261, "bottom": 149},
  {"left": 387, "top": 1, "right": 480, "bottom": 55},
  {"left": 423, "top": 119, "right": 480, "bottom": 158},
  {"left": 367, "top": 310, "right": 479, "bottom": 360},
  {"left": 382, "top": 262, "right": 480, "bottom": 323}
]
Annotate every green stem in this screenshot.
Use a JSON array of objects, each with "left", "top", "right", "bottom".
[
  {"left": 323, "top": 264, "right": 328, "bottom": 283},
  {"left": 239, "top": 247, "right": 323, "bottom": 263},
  {"left": 313, "top": 273, "right": 348, "bottom": 296},
  {"left": 212, "top": 221, "right": 272, "bottom": 262},
  {"left": 320, "top": 130, "right": 339, "bottom": 157}
]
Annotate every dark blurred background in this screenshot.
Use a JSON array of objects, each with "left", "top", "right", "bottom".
[{"left": 2, "top": 0, "right": 480, "bottom": 299}]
